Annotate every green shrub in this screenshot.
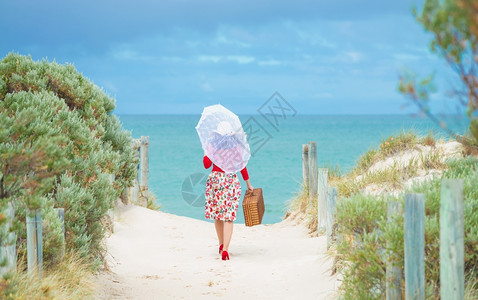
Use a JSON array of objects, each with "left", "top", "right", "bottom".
[
  {"left": 336, "top": 157, "right": 478, "bottom": 299},
  {"left": 0, "top": 53, "right": 137, "bottom": 278},
  {"left": 336, "top": 194, "right": 387, "bottom": 236}
]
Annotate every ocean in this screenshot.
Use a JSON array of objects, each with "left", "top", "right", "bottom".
[{"left": 118, "top": 114, "right": 469, "bottom": 224}]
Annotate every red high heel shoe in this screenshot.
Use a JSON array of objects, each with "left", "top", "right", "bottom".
[
  {"left": 222, "top": 250, "right": 229, "bottom": 261},
  {"left": 219, "top": 244, "right": 223, "bottom": 254}
]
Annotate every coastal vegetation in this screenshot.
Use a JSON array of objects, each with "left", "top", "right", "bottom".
[
  {"left": 335, "top": 154, "right": 478, "bottom": 299},
  {"left": 286, "top": 130, "right": 478, "bottom": 299},
  {"left": 287, "top": 1, "right": 478, "bottom": 295},
  {"left": 0, "top": 53, "right": 137, "bottom": 297}
]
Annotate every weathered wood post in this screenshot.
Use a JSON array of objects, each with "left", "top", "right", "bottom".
[
  {"left": 404, "top": 194, "right": 425, "bottom": 300},
  {"left": 386, "top": 201, "right": 403, "bottom": 300},
  {"left": 128, "top": 139, "right": 141, "bottom": 204},
  {"left": 0, "top": 202, "right": 16, "bottom": 277},
  {"left": 326, "top": 186, "right": 337, "bottom": 249},
  {"left": 302, "top": 144, "right": 309, "bottom": 192},
  {"left": 133, "top": 140, "right": 140, "bottom": 204},
  {"left": 140, "top": 136, "right": 149, "bottom": 206},
  {"left": 27, "top": 210, "right": 43, "bottom": 277},
  {"left": 318, "top": 168, "right": 328, "bottom": 232},
  {"left": 440, "top": 179, "right": 464, "bottom": 299},
  {"left": 308, "top": 142, "right": 318, "bottom": 210},
  {"left": 300, "top": 144, "right": 310, "bottom": 212}
]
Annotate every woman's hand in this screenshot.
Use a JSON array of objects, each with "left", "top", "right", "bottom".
[{"left": 246, "top": 180, "right": 254, "bottom": 192}]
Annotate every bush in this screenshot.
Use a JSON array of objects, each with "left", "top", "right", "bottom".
[
  {"left": 335, "top": 157, "right": 478, "bottom": 299},
  {"left": 0, "top": 53, "right": 137, "bottom": 278}
]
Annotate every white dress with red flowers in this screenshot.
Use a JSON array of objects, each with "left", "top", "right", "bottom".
[
  {"left": 205, "top": 172, "right": 242, "bottom": 221},
  {"left": 203, "top": 155, "right": 248, "bottom": 222}
]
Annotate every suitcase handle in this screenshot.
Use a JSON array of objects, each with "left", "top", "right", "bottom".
[{"left": 246, "top": 189, "right": 255, "bottom": 196}]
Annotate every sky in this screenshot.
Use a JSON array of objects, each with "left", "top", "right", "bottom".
[{"left": 0, "top": 0, "right": 461, "bottom": 115}]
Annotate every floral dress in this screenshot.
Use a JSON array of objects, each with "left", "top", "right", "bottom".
[
  {"left": 203, "top": 155, "right": 248, "bottom": 222},
  {"left": 205, "top": 172, "right": 242, "bottom": 221}
]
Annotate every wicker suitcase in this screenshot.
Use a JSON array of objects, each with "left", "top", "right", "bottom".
[{"left": 242, "top": 188, "right": 265, "bottom": 227}]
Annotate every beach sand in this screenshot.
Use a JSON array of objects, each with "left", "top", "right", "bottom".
[{"left": 94, "top": 203, "right": 339, "bottom": 299}]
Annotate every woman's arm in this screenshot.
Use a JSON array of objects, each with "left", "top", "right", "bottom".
[
  {"left": 245, "top": 179, "right": 254, "bottom": 192},
  {"left": 203, "top": 155, "right": 212, "bottom": 169},
  {"left": 240, "top": 167, "right": 253, "bottom": 191}
]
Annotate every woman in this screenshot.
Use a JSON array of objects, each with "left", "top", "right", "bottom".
[{"left": 203, "top": 122, "right": 253, "bottom": 261}]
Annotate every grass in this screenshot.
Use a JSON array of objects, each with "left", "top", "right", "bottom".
[
  {"left": 285, "top": 183, "right": 323, "bottom": 234},
  {"left": 285, "top": 183, "right": 308, "bottom": 216},
  {"left": 133, "top": 189, "right": 161, "bottom": 211},
  {"left": 332, "top": 156, "right": 421, "bottom": 199},
  {"left": 1, "top": 252, "right": 94, "bottom": 299},
  {"left": 284, "top": 130, "right": 478, "bottom": 298},
  {"left": 351, "top": 130, "right": 441, "bottom": 176},
  {"left": 351, "top": 130, "right": 420, "bottom": 175},
  {"left": 466, "top": 271, "right": 478, "bottom": 300},
  {"left": 419, "top": 151, "right": 446, "bottom": 170},
  {"left": 333, "top": 156, "right": 478, "bottom": 299},
  {"left": 288, "top": 130, "right": 440, "bottom": 231},
  {"left": 457, "top": 134, "right": 478, "bottom": 156},
  {"left": 289, "top": 131, "right": 447, "bottom": 218},
  {"left": 422, "top": 131, "right": 437, "bottom": 147},
  {"left": 145, "top": 191, "right": 161, "bottom": 211},
  {"left": 329, "top": 130, "right": 446, "bottom": 198}
]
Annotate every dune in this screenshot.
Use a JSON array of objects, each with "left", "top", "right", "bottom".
[
  {"left": 94, "top": 202, "right": 339, "bottom": 299},
  {"left": 357, "top": 141, "right": 464, "bottom": 197}
]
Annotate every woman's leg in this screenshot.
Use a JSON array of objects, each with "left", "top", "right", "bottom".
[
  {"left": 223, "top": 221, "right": 233, "bottom": 251},
  {"left": 214, "top": 219, "right": 224, "bottom": 246}
]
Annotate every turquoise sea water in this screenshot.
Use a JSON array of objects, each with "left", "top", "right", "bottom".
[{"left": 118, "top": 114, "right": 468, "bottom": 224}]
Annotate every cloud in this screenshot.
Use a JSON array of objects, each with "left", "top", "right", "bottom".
[
  {"left": 198, "top": 55, "right": 222, "bottom": 63},
  {"left": 200, "top": 82, "right": 214, "bottom": 92},
  {"left": 112, "top": 49, "right": 142, "bottom": 61},
  {"left": 0, "top": 0, "right": 414, "bottom": 57},
  {"left": 160, "top": 56, "right": 185, "bottom": 62},
  {"left": 344, "top": 51, "right": 363, "bottom": 63},
  {"left": 312, "top": 92, "right": 333, "bottom": 99},
  {"left": 1, "top": 0, "right": 456, "bottom": 115},
  {"left": 197, "top": 55, "right": 255, "bottom": 64},
  {"left": 258, "top": 59, "right": 282, "bottom": 66},
  {"left": 285, "top": 21, "right": 336, "bottom": 48},
  {"left": 215, "top": 33, "right": 251, "bottom": 48},
  {"left": 393, "top": 53, "right": 421, "bottom": 61},
  {"left": 227, "top": 55, "right": 255, "bottom": 64}
]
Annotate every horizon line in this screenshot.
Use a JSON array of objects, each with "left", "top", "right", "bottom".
[{"left": 115, "top": 112, "right": 467, "bottom": 117}]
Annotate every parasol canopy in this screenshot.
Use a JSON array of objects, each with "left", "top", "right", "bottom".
[{"left": 195, "top": 104, "right": 251, "bottom": 173}]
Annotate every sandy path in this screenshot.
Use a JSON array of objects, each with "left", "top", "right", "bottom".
[{"left": 95, "top": 204, "right": 339, "bottom": 299}]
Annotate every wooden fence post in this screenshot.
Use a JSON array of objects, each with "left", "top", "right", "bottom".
[
  {"left": 36, "top": 211, "right": 43, "bottom": 275},
  {"left": 326, "top": 186, "right": 337, "bottom": 248},
  {"left": 140, "top": 136, "right": 149, "bottom": 204},
  {"left": 308, "top": 142, "right": 317, "bottom": 210},
  {"left": 0, "top": 202, "right": 16, "bottom": 277},
  {"left": 128, "top": 139, "right": 141, "bottom": 204},
  {"left": 26, "top": 211, "right": 37, "bottom": 274},
  {"left": 27, "top": 210, "right": 43, "bottom": 277},
  {"left": 440, "top": 179, "right": 464, "bottom": 299},
  {"left": 404, "top": 194, "right": 425, "bottom": 300},
  {"left": 318, "top": 168, "right": 328, "bottom": 232},
  {"left": 386, "top": 201, "right": 403, "bottom": 300},
  {"left": 302, "top": 144, "right": 309, "bottom": 192}
]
